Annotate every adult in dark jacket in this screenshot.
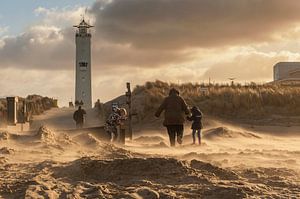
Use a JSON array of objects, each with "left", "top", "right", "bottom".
[
  {"left": 187, "top": 106, "right": 203, "bottom": 145},
  {"left": 73, "top": 106, "right": 86, "bottom": 129},
  {"left": 155, "top": 88, "right": 189, "bottom": 146}
]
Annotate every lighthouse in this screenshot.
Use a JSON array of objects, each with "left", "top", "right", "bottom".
[{"left": 73, "top": 19, "right": 93, "bottom": 108}]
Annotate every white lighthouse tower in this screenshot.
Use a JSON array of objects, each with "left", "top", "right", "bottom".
[{"left": 73, "top": 19, "right": 93, "bottom": 108}]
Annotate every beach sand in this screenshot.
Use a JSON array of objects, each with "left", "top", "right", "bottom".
[{"left": 0, "top": 108, "right": 299, "bottom": 198}]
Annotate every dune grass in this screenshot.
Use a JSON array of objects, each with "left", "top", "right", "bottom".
[{"left": 132, "top": 80, "right": 300, "bottom": 120}]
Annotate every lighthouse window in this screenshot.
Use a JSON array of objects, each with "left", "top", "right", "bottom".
[{"left": 79, "top": 62, "right": 88, "bottom": 71}]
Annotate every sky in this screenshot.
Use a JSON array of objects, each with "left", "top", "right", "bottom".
[
  {"left": 0, "top": 0, "right": 95, "bottom": 35},
  {"left": 1, "top": 0, "right": 300, "bottom": 106}
]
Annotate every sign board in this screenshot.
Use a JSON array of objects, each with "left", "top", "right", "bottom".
[{"left": 199, "top": 87, "right": 209, "bottom": 94}]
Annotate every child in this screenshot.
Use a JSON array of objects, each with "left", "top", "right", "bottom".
[
  {"left": 105, "top": 104, "right": 121, "bottom": 142},
  {"left": 187, "top": 106, "right": 203, "bottom": 145}
]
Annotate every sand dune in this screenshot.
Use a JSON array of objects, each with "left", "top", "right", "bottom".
[
  {"left": 203, "top": 127, "right": 261, "bottom": 140},
  {"left": 0, "top": 119, "right": 299, "bottom": 198}
]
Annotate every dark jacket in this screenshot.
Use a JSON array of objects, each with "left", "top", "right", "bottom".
[
  {"left": 155, "top": 90, "right": 189, "bottom": 126},
  {"left": 73, "top": 109, "right": 86, "bottom": 124},
  {"left": 187, "top": 108, "right": 203, "bottom": 130}
]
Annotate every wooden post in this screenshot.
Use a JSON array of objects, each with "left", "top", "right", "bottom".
[
  {"left": 126, "top": 82, "right": 133, "bottom": 140},
  {"left": 19, "top": 100, "right": 27, "bottom": 132},
  {"left": 0, "top": 107, "right": 8, "bottom": 128}
]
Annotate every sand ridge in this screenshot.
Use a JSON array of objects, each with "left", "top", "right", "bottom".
[{"left": 0, "top": 122, "right": 299, "bottom": 198}]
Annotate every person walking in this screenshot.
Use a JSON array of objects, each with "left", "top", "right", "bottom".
[
  {"left": 73, "top": 106, "right": 86, "bottom": 129},
  {"left": 105, "top": 104, "right": 122, "bottom": 142},
  {"left": 187, "top": 106, "right": 203, "bottom": 145},
  {"left": 155, "top": 88, "right": 189, "bottom": 147}
]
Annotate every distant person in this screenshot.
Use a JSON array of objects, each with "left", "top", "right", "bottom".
[
  {"left": 73, "top": 106, "right": 86, "bottom": 129},
  {"left": 155, "top": 88, "right": 189, "bottom": 147},
  {"left": 94, "top": 99, "right": 104, "bottom": 117},
  {"left": 69, "top": 101, "right": 74, "bottom": 108},
  {"left": 94, "top": 99, "right": 100, "bottom": 109},
  {"left": 187, "top": 106, "right": 203, "bottom": 145}
]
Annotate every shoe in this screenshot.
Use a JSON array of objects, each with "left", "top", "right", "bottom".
[{"left": 177, "top": 138, "right": 182, "bottom": 145}]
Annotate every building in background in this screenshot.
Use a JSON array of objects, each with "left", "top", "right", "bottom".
[
  {"left": 273, "top": 62, "right": 300, "bottom": 82},
  {"left": 73, "top": 19, "right": 93, "bottom": 108}
]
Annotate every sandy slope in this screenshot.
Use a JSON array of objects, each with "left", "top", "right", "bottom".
[
  {"left": 0, "top": 126, "right": 299, "bottom": 198},
  {"left": 30, "top": 107, "right": 103, "bottom": 130},
  {"left": 0, "top": 109, "right": 299, "bottom": 198}
]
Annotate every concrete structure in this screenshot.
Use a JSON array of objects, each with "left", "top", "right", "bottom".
[
  {"left": 274, "top": 62, "right": 300, "bottom": 81},
  {"left": 6, "top": 97, "right": 18, "bottom": 126},
  {"left": 74, "top": 19, "right": 93, "bottom": 108}
]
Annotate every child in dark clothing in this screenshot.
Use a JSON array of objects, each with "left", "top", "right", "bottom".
[{"left": 187, "top": 106, "right": 203, "bottom": 145}]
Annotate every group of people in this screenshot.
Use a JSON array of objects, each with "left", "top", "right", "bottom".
[
  {"left": 72, "top": 87, "right": 202, "bottom": 147},
  {"left": 105, "top": 104, "right": 127, "bottom": 143},
  {"left": 73, "top": 104, "right": 127, "bottom": 144},
  {"left": 155, "top": 88, "right": 203, "bottom": 147}
]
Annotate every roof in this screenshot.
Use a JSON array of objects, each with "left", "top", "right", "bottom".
[
  {"left": 274, "top": 62, "right": 300, "bottom": 66},
  {"left": 73, "top": 19, "right": 94, "bottom": 29}
]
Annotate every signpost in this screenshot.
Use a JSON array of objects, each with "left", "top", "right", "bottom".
[{"left": 125, "top": 82, "right": 133, "bottom": 140}]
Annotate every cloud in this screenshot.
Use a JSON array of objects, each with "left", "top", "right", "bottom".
[
  {"left": 91, "top": 0, "right": 300, "bottom": 49},
  {"left": 3, "top": 0, "right": 300, "bottom": 71},
  {"left": 0, "top": 26, "right": 9, "bottom": 49},
  {"left": 0, "top": 26, "right": 8, "bottom": 35},
  {"left": 34, "top": 6, "right": 90, "bottom": 28},
  {"left": 0, "top": 26, "right": 73, "bottom": 70},
  {"left": 92, "top": 42, "right": 195, "bottom": 68},
  {"left": 201, "top": 51, "right": 299, "bottom": 82},
  {"left": 0, "top": 6, "right": 83, "bottom": 70},
  {"left": 0, "top": 3, "right": 194, "bottom": 71}
]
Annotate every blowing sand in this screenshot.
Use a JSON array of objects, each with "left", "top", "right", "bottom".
[{"left": 0, "top": 113, "right": 299, "bottom": 198}]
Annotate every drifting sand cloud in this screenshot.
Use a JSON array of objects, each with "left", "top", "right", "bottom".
[{"left": 1, "top": 121, "right": 299, "bottom": 198}]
